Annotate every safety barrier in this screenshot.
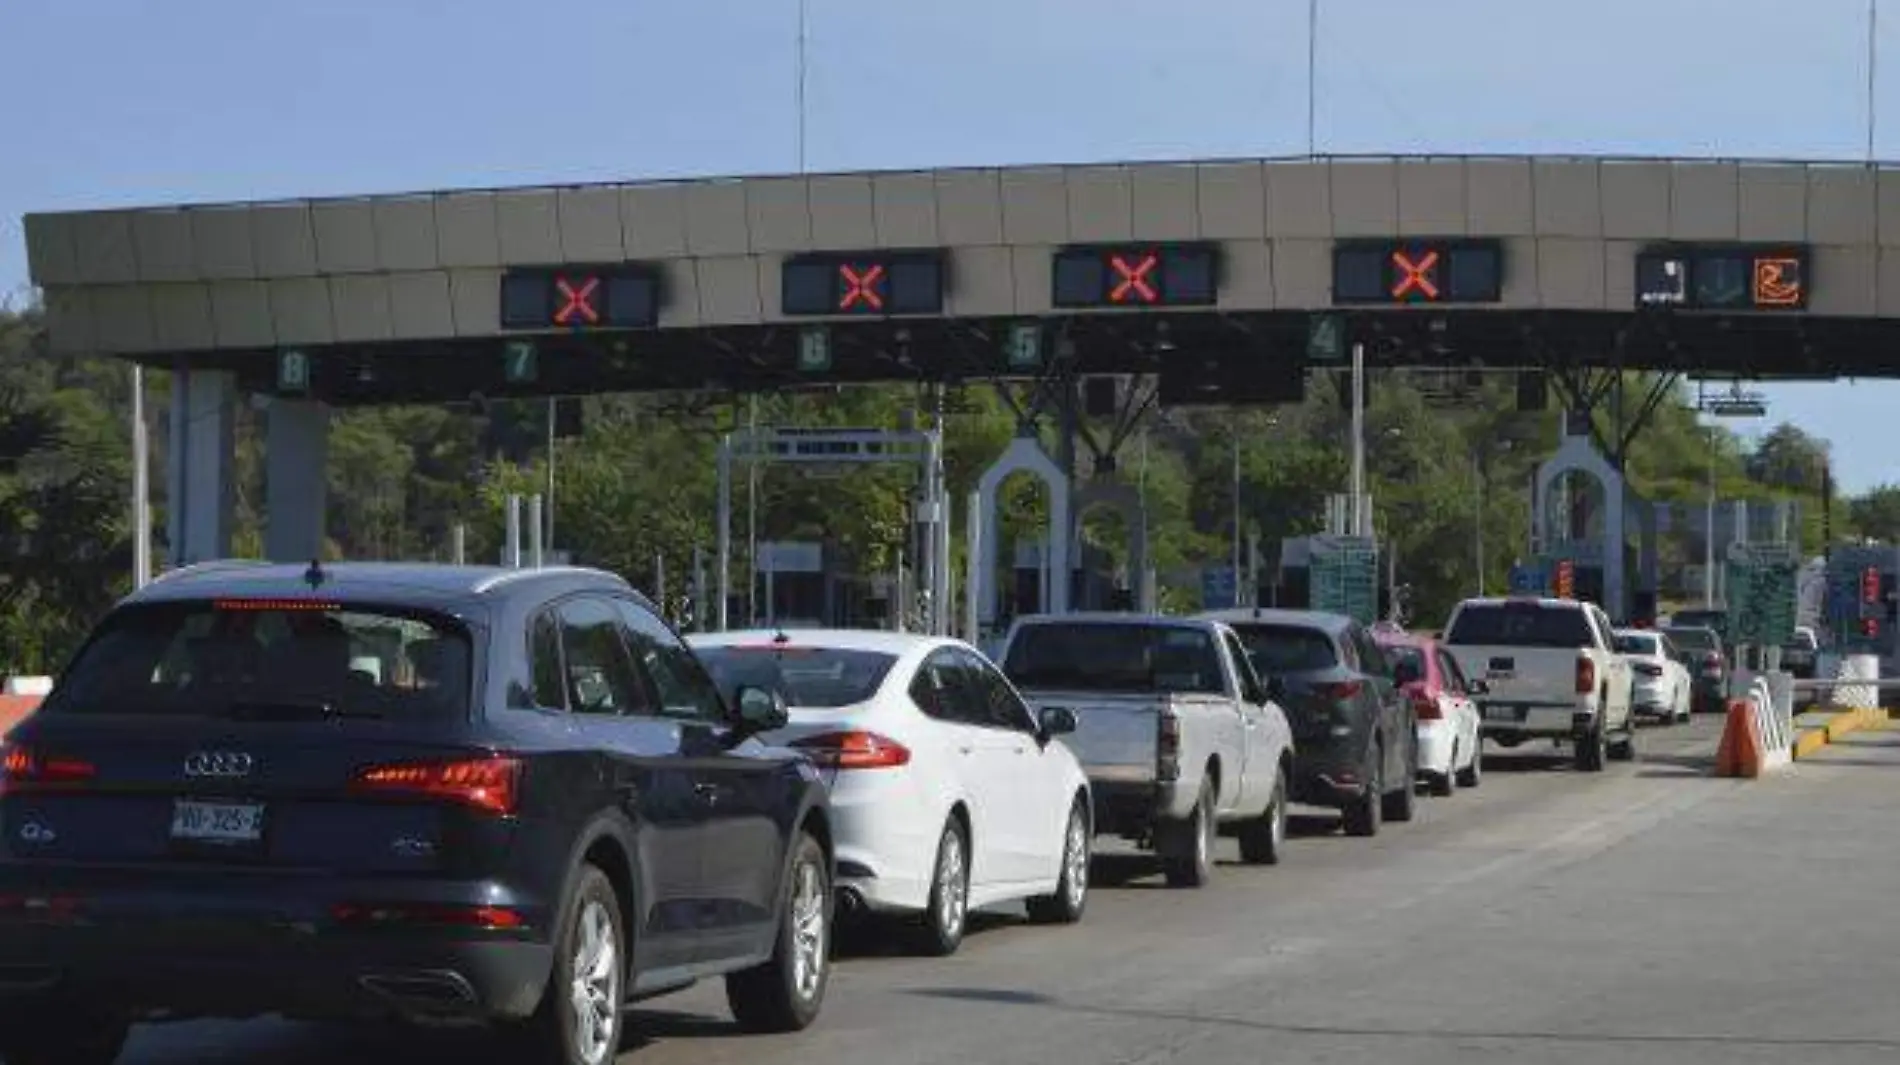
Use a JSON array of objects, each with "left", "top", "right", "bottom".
[
  {"left": 1716, "top": 675, "right": 1794, "bottom": 778},
  {"left": 0, "top": 694, "right": 42, "bottom": 738},
  {"left": 1828, "top": 653, "right": 1881, "bottom": 711}
]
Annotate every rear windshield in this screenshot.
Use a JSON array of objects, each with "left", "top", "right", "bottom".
[
  {"left": 42, "top": 599, "right": 472, "bottom": 721},
  {"left": 693, "top": 646, "right": 897, "bottom": 709},
  {"left": 1002, "top": 623, "right": 1224, "bottom": 695},
  {"left": 1615, "top": 633, "right": 1661, "bottom": 655},
  {"left": 1663, "top": 627, "right": 1719, "bottom": 653},
  {"left": 1379, "top": 643, "right": 1426, "bottom": 681},
  {"left": 1232, "top": 623, "right": 1339, "bottom": 674},
  {"left": 1445, "top": 603, "right": 1594, "bottom": 649}
]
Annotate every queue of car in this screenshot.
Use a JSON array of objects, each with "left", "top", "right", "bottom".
[{"left": 0, "top": 563, "right": 1707, "bottom": 1065}]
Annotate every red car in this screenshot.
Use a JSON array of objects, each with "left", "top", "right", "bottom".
[{"left": 1374, "top": 633, "right": 1486, "bottom": 796}]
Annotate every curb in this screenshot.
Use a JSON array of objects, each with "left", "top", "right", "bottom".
[{"left": 1791, "top": 706, "right": 1884, "bottom": 761}]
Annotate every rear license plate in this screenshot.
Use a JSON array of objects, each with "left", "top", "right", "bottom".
[
  {"left": 1486, "top": 670, "right": 1515, "bottom": 681},
  {"left": 171, "top": 800, "right": 265, "bottom": 843},
  {"left": 1484, "top": 705, "right": 1519, "bottom": 722}
]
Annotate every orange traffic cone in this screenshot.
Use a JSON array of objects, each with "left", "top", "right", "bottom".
[{"left": 1716, "top": 698, "right": 1763, "bottom": 778}]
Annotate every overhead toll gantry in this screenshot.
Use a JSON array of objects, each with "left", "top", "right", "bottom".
[{"left": 23, "top": 155, "right": 1900, "bottom": 629}]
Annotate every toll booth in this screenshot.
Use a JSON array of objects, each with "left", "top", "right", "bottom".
[{"left": 1068, "top": 542, "right": 1130, "bottom": 612}]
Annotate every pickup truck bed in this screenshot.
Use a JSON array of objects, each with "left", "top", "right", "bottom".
[{"left": 998, "top": 613, "right": 1295, "bottom": 887}]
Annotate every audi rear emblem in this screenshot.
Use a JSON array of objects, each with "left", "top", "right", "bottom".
[{"left": 183, "top": 751, "right": 255, "bottom": 778}]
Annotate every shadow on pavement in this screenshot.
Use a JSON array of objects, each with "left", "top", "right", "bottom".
[{"left": 897, "top": 986, "right": 1900, "bottom": 1053}]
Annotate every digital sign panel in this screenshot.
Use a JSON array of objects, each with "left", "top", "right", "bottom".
[
  {"left": 500, "top": 266, "right": 660, "bottom": 330},
  {"left": 1332, "top": 240, "right": 1504, "bottom": 305},
  {"left": 1634, "top": 245, "right": 1808, "bottom": 311},
  {"left": 1051, "top": 244, "right": 1220, "bottom": 309},
  {"left": 780, "top": 252, "right": 945, "bottom": 316}
]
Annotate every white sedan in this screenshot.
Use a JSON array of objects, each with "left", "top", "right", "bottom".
[
  {"left": 1614, "top": 628, "right": 1693, "bottom": 725},
  {"left": 689, "top": 629, "right": 1093, "bottom": 957}
]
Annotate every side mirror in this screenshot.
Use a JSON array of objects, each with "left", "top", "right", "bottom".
[
  {"left": 733, "top": 684, "right": 789, "bottom": 733},
  {"left": 1466, "top": 678, "right": 1490, "bottom": 696},
  {"left": 1038, "top": 705, "right": 1079, "bottom": 738}
]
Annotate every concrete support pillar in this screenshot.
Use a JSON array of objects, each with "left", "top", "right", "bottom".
[
  {"left": 165, "top": 366, "right": 236, "bottom": 567},
  {"left": 264, "top": 399, "right": 330, "bottom": 563}
]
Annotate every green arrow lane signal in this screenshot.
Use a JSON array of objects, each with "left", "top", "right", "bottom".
[
  {"left": 1307, "top": 314, "right": 1343, "bottom": 362},
  {"left": 504, "top": 340, "right": 538, "bottom": 383},
  {"left": 797, "top": 327, "right": 832, "bottom": 372},
  {"left": 277, "top": 349, "right": 310, "bottom": 393},
  {"left": 1007, "top": 323, "right": 1043, "bottom": 369}
]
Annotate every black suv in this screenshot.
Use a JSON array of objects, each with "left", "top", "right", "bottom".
[
  {"left": 0, "top": 562, "right": 834, "bottom": 1065},
  {"left": 1217, "top": 610, "right": 1418, "bottom": 837}
]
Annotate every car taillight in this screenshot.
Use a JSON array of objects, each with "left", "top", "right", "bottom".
[
  {"left": 0, "top": 894, "right": 81, "bottom": 922},
  {"left": 1576, "top": 656, "right": 1596, "bottom": 695},
  {"left": 1318, "top": 680, "right": 1365, "bottom": 702},
  {"left": 1701, "top": 652, "right": 1723, "bottom": 675},
  {"left": 331, "top": 902, "right": 525, "bottom": 930},
  {"left": 350, "top": 756, "right": 521, "bottom": 815},
  {"left": 0, "top": 745, "right": 97, "bottom": 796},
  {"left": 1158, "top": 710, "right": 1182, "bottom": 783},
  {"left": 791, "top": 731, "right": 911, "bottom": 770},
  {"left": 1634, "top": 662, "right": 1663, "bottom": 678},
  {"left": 1410, "top": 689, "right": 1442, "bottom": 721}
]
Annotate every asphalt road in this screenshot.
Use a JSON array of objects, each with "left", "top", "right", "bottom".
[{"left": 116, "top": 716, "right": 1900, "bottom": 1065}]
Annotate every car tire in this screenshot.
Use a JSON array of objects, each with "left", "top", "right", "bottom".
[
  {"left": 1456, "top": 740, "right": 1483, "bottom": 789},
  {"left": 1575, "top": 727, "right": 1607, "bottom": 772},
  {"left": 1160, "top": 778, "right": 1216, "bottom": 888},
  {"left": 1026, "top": 796, "right": 1091, "bottom": 923},
  {"left": 910, "top": 818, "right": 970, "bottom": 956},
  {"left": 728, "top": 831, "right": 832, "bottom": 1032},
  {"left": 510, "top": 863, "right": 626, "bottom": 1065},
  {"left": 1237, "top": 769, "right": 1287, "bottom": 865},
  {"left": 0, "top": 1007, "right": 131, "bottom": 1065},
  {"left": 1608, "top": 721, "right": 1638, "bottom": 762},
  {"left": 1342, "top": 743, "right": 1383, "bottom": 838},
  {"left": 1383, "top": 744, "right": 1418, "bottom": 823}
]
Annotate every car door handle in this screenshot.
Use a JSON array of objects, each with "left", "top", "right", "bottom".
[
  {"left": 694, "top": 782, "right": 729, "bottom": 802},
  {"left": 958, "top": 745, "right": 974, "bottom": 755}
]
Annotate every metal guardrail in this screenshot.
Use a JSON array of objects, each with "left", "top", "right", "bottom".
[{"left": 1791, "top": 677, "right": 1900, "bottom": 691}]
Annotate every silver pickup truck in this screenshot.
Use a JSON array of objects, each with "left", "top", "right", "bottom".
[{"left": 996, "top": 613, "right": 1295, "bottom": 888}]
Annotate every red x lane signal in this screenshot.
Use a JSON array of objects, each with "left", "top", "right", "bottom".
[
  {"left": 553, "top": 276, "right": 602, "bottom": 326},
  {"left": 839, "top": 264, "right": 886, "bottom": 311},
  {"left": 1390, "top": 250, "right": 1441, "bottom": 301},
  {"left": 1109, "top": 254, "right": 1159, "bottom": 304}
]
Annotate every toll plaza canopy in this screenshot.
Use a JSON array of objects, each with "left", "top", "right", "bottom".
[{"left": 25, "top": 154, "right": 1900, "bottom": 407}]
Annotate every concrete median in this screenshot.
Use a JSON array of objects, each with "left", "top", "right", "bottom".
[{"left": 1791, "top": 705, "right": 1886, "bottom": 761}]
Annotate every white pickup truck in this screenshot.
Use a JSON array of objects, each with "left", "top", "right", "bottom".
[
  {"left": 1442, "top": 596, "right": 1636, "bottom": 772},
  {"left": 996, "top": 613, "right": 1294, "bottom": 888}
]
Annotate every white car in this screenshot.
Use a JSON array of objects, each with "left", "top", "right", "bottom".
[
  {"left": 1614, "top": 628, "right": 1693, "bottom": 725},
  {"left": 688, "top": 629, "right": 1093, "bottom": 957},
  {"left": 1378, "top": 636, "right": 1484, "bottom": 796}
]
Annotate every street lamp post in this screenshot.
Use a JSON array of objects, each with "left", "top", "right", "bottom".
[{"left": 1472, "top": 452, "right": 1484, "bottom": 597}]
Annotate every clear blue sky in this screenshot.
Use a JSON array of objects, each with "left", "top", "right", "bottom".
[{"left": 2, "top": 0, "right": 1894, "bottom": 490}]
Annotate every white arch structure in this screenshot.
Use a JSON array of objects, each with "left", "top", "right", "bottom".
[{"left": 973, "top": 436, "right": 1071, "bottom": 632}]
